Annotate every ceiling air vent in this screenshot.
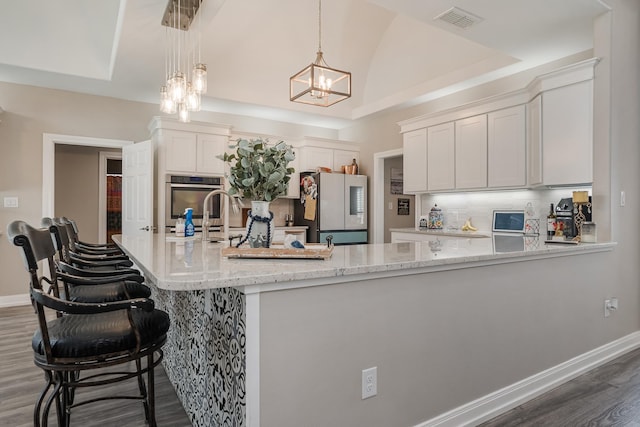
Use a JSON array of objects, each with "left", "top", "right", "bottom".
[{"left": 434, "top": 7, "right": 483, "bottom": 29}]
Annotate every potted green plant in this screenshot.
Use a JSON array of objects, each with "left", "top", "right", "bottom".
[{"left": 218, "top": 138, "right": 295, "bottom": 247}]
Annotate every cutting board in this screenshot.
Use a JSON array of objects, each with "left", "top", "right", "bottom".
[{"left": 221, "top": 244, "right": 334, "bottom": 260}]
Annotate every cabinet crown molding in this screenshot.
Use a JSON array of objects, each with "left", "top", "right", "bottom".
[{"left": 148, "top": 116, "right": 232, "bottom": 136}]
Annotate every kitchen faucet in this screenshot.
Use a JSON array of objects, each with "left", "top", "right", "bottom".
[{"left": 202, "top": 189, "right": 244, "bottom": 242}]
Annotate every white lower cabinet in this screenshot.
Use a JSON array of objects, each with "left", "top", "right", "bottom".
[
  {"left": 488, "top": 105, "right": 526, "bottom": 188},
  {"left": 455, "top": 115, "right": 487, "bottom": 189}
]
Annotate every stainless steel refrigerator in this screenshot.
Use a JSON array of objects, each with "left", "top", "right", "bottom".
[{"left": 294, "top": 172, "right": 368, "bottom": 245}]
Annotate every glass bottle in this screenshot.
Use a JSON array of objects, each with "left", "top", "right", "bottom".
[{"left": 547, "top": 203, "right": 556, "bottom": 238}]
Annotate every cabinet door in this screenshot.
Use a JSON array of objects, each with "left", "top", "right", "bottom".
[
  {"left": 488, "top": 105, "right": 526, "bottom": 188},
  {"left": 196, "top": 134, "right": 227, "bottom": 175},
  {"left": 527, "top": 95, "right": 543, "bottom": 186},
  {"left": 428, "top": 122, "right": 456, "bottom": 191},
  {"left": 165, "top": 131, "right": 197, "bottom": 173},
  {"left": 455, "top": 115, "right": 487, "bottom": 189},
  {"left": 333, "top": 149, "right": 359, "bottom": 173},
  {"left": 285, "top": 148, "right": 301, "bottom": 199},
  {"left": 402, "top": 128, "right": 428, "bottom": 193},
  {"left": 300, "top": 146, "right": 334, "bottom": 172},
  {"left": 542, "top": 80, "right": 593, "bottom": 185}
]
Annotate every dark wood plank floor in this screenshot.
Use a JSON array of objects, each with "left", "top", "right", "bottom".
[
  {"left": 479, "top": 346, "right": 640, "bottom": 426},
  {"left": 4, "top": 304, "right": 640, "bottom": 426},
  {"left": 0, "top": 305, "right": 191, "bottom": 426}
]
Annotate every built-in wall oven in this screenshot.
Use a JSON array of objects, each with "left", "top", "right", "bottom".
[{"left": 165, "top": 175, "right": 223, "bottom": 232}]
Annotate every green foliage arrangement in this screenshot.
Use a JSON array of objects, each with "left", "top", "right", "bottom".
[{"left": 218, "top": 138, "right": 296, "bottom": 202}]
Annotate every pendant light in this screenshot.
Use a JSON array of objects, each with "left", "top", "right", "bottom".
[
  {"left": 159, "top": 0, "right": 207, "bottom": 122},
  {"left": 290, "top": 0, "right": 351, "bottom": 107}
]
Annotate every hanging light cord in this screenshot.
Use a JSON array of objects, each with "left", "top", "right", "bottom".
[{"left": 318, "top": 0, "right": 322, "bottom": 54}]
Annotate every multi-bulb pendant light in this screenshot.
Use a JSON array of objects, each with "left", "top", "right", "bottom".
[
  {"left": 290, "top": 0, "right": 351, "bottom": 107},
  {"left": 160, "top": 0, "right": 207, "bottom": 122}
]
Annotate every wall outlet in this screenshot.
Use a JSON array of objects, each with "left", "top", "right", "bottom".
[
  {"left": 3, "top": 196, "right": 18, "bottom": 208},
  {"left": 604, "top": 298, "right": 619, "bottom": 317},
  {"left": 362, "top": 367, "right": 377, "bottom": 399}
]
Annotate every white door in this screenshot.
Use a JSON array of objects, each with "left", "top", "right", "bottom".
[{"left": 122, "top": 140, "right": 154, "bottom": 235}]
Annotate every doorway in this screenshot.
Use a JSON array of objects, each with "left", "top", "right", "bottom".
[{"left": 42, "top": 134, "right": 133, "bottom": 243}]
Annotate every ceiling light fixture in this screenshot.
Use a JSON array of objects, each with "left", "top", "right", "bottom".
[
  {"left": 290, "top": 0, "right": 351, "bottom": 107},
  {"left": 160, "top": 0, "right": 207, "bottom": 123}
]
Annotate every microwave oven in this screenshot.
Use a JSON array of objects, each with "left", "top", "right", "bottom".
[{"left": 165, "top": 175, "right": 223, "bottom": 232}]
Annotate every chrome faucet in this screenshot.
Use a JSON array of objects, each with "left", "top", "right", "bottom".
[{"left": 202, "top": 190, "right": 244, "bottom": 242}]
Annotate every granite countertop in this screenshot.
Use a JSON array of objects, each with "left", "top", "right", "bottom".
[
  {"left": 389, "top": 227, "right": 491, "bottom": 238},
  {"left": 229, "top": 226, "right": 308, "bottom": 231},
  {"left": 113, "top": 233, "right": 615, "bottom": 294}
]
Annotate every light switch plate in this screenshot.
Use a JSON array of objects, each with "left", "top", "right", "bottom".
[{"left": 4, "top": 197, "right": 18, "bottom": 208}]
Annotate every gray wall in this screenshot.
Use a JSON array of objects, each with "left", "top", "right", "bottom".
[{"left": 259, "top": 250, "right": 624, "bottom": 426}]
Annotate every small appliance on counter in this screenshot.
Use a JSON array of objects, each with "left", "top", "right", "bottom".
[{"left": 555, "top": 196, "right": 592, "bottom": 239}]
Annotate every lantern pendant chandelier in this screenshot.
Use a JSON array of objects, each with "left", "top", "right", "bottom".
[
  {"left": 160, "top": 0, "right": 207, "bottom": 123},
  {"left": 290, "top": 0, "right": 351, "bottom": 107}
]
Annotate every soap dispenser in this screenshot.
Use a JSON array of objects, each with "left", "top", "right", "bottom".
[{"left": 184, "top": 208, "right": 195, "bottom": 237}]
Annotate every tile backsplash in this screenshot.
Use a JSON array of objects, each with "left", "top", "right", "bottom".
[{"left": 420, "top": 187, "right": 592, "bottom": 233}]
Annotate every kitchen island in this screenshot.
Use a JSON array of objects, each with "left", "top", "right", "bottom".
[{"left": 114, "top": 233, "right": 617, "bottom": 427}]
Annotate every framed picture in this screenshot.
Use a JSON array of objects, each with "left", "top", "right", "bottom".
[
  {"left": 390, "top": 168, "right": 403, "bottom": 194},
  {"left": 398, "top": 198, "right": 410, "bottom": 215}
]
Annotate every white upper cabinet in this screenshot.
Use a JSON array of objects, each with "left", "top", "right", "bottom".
[
  {"left": 150, "top": 118, "right": 231, "bottom": 177},
  {"left": 541, "top": 80, "right": 593, "bottom": 186},
  {"left": 285, "top": 147, "right": 301, "bottom": 199},
  {"left": 428, "top": 122, "right": 455, "bottom": 191},
  {"left": 398, "top": 59, "right": 597, "bottom": 193},
  {"left": 455, "top": 115, "right": 487, "bottom": 190},
  {"left": 164, "top": 131, "right": 197, "bottom": 173},
  {"left": 300, "top": 146, "right": 334, "bottom": 171},
  {"left": 333, "top": 149, "right": 360, "bottom": 173},
  {"left": 488, "top": 105, "right": 526, "bottom": 188},
  {"left": 164, "top": 131, "right": 226, "bottom": 175},
  {"left": 403, "top": 128, "right": 428, "bottom": 193},
  {"left": 298, "top": 145, "right": 360, "bottom": 173},
  {"left": 527, "top": 95, "right": 543, "bottom": 186},
  {"left": 195, "top": 134, "right": 227, "bottom": 175}
]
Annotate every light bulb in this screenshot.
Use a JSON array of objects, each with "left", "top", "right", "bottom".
[
  {"left": 186, "top": 83, "right": 201, "bottom": 111},
  {"left": 169, "top": 72, "right": 186, "bottom": 103},
  {"left": 192, "top": 63, "right": 207, "bottom": 94},
  {"left": 160, "top": 86, "right": 177, "bottom": 113},
  {"left": 178, "top": 103, "right": 190, "bottom": 122}
]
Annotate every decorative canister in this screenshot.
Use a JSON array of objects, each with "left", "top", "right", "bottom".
[{"left": 428, "top": 204, "right": 444, "bottom": 229}]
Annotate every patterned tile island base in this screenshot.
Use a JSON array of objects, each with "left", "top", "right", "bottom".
[{"left": 152, "top": 286, "right": 246, "bottom": 426}]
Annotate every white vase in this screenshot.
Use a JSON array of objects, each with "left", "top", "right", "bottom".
[{"left": 244, "top": 200, "right": 274, "bottom": 248}]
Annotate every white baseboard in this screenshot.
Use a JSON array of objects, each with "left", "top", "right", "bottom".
[
  {"left": 0, "top": 293, "right": 31, "bottom": 308},
  {"left": 416, "top": 331, "right": 640, "bottom": 427}
]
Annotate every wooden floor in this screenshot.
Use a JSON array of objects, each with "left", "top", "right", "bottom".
[
  {"left": 480, "top": 345, "right": 640, "bottom": 426},
  {"left": 0, "top": 305, "right": 191, "bottom": 427},
  {"left": 3, "top": 304, "right": 640, "bottom": 426}
]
